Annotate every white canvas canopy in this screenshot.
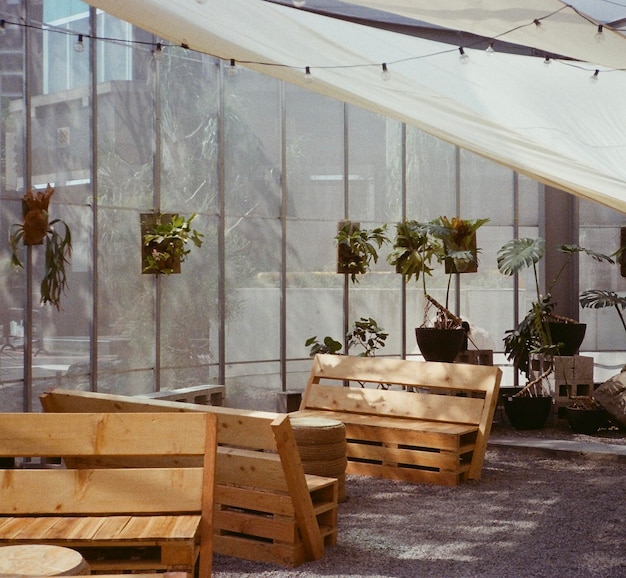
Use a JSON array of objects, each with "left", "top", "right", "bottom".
[{"left": 84, "top": 0, "right": 626, "bottom": 213}]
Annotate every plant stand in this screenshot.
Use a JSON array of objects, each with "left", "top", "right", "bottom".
[{"left": 530, "top": 355, "right": 594, "bottom": 417}]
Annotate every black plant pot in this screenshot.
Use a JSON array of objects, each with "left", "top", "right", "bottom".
[
  {"left": 547, "top": 322, "right": 587, "bottom": 356},
  {"left": 503, "top": 395, "right": 552, "bottom": 430},
  {"left": 415, "top": 327, "right": 466, "bottom": 363},
  {"left": 565, "top": 406, "right": 607, "bottom": 435}
]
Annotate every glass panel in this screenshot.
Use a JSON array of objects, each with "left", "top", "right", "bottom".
[
  {"left": 224, "top": 68, "right": 282, "bottom": 371},
  {"left": 286, "top": 86, "right": 345, "bottom": 362}
]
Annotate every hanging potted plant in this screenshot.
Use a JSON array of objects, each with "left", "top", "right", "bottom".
[
  {"left": 335, "top": 220, "right": 389, "bottom": 283},
  {"left": 9, "top": 184, "right": 72, "bottom": 311},
  {"left": 497, "top": 237, "right": 614, "bottom": 429},
  {"left": 141, "top": 212, "right": 204, "bottom": 274},
  {"left": 388, "top": 217, "right": 488, "bottom": 362}
]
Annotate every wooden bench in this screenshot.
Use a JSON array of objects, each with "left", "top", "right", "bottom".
[
  {"left": 293, "top": 354, "right": 502, "bottom": 486},
  {"left": 0, "top": 412, "right": 217, "bottom": 576},
  {"left": 139, "top": 384, "right": 225, "bottom": 406},
  {"left": 40, "top": 389, "right": 339, "bottom": 568}
]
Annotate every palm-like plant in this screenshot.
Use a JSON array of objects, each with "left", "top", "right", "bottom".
[
  {"left": 580, "top": 289, "right": 626, "bottom": 336},
  {"left": 388, "top": 217, "right": 487, "bottom": 328},
  {"left": 498, "top": 237, "right": 614, "bottom": 385}
]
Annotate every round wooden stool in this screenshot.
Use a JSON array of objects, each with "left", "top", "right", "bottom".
[
  {"left": 291, "top": 417, "right": 348, "bottom": 502},
  {"left": 0, "top": 544, "right": 90, "bottom": 577}
]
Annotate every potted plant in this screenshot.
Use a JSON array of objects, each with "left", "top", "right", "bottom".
[
  {"left": 335, "top": 220, "right": 389, "bottom": 283},
  {"left": 141, "top": 212, "right": 204, "bottom": 274},
  {"left": 497, "top": 237, "right": 614, "bottom": 429},
  {"left": 388, "top": 217, "right": 488, "bottom": 362},
  {"left": 9, "top": 184, "right": 72, "bottom": 311},
  {"left": 306, "top": 317, "right": 388, "bottom": 358}
]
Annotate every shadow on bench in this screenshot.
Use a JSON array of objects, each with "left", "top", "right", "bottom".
[
  {"left": 0, "top": 412, "right": 217, "bottom": 576},
  {"left": 293, "top": 354, "right": 502, "bottom": 486},
  {"left": 40, "top": 388, "right": 338, "bottom": 568}
]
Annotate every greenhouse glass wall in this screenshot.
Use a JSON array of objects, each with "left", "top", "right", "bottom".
[{"left": 1, "top": 0, "right": 624, "bottom": 412}]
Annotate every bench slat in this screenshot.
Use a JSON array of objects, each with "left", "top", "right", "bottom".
[
  {"left": 302, "top": 383, "right": 485, "bottom": 425},
  {"left": 309, "top": 354, "right": 501, "bottom": 392}
]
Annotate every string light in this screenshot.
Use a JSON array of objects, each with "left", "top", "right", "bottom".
[
  {"left": 154, "top": 42, "right": 162, "bottom": 60},
  {"left": 74, "top": 34, "right": 85, "bottom": 53},
  {"left": 595, "top": 24, "right": 605, "bottom": 43},
  {"left": 590, "top": 69, "right": 600, "bottom": 82},
  {"left": 381, "top": 62, "right": 391, "bottom": 81},
  {"left": 0, "top": 13, "right": 614, "bottom": 84},
  {"left": 304, "top": 66, "right": 312, "bottom": 83},
  {"left": 228, "top": 58, "right": 238, "bottom": 77},
  {"left": 292, "top": 0, "right": 306, "bottom": 6}
]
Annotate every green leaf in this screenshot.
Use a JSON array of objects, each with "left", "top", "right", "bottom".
[{"left": 497, "top": 237, "right": 545, "bottom": 276}]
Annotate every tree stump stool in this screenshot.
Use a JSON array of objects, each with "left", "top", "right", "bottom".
[
  {"left": 291, "top": 416, "right": 347, "bottom": 502},
  {"left": 0, "top": 544, "right": 90, "bottom": 576}
]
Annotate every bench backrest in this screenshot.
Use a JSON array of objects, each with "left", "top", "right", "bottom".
[
  {"left": 40, "top": 389, "right": 327, "bottom": 561},
  {"left": 0, "top": 411, "right": 217, "bottom": 576},
  {"left": 301, "top": 354, "right": 502, "bottom": 479}
]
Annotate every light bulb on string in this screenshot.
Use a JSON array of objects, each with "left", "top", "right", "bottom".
[
  {"left": 543, "top": 56, "right": 551, "bottom": 66},
  {"left": 381, "top": 62, "right": 391, "bottom": 81},
  {"left": 293, "top": 0, "right": 306, "bottom": 6},
  {"left": 533, "top": 19, "right": 544, "bottom": 32},
  {"left": 228, "top": 58, "right": 238, "bottom": 78},
  {"left": 74, "top": 34, "right": 85, "bottom": 53},
  {"left": 485, "top": 42, "right": 495, "bottom": 55},
  {"left": 0, "top": 20, "right": 6, "bottom": 36},
  {"left": 304, "top": 66, "right": 312, "bottom": 83},
  {"left": 458, "top": 47, "right": 469, "bottom": 64},
  {"left": 590, "top": 69, "right": 600, "bottom": 83},
  {"left": 154, "top": 43, "right": 162, "bottom": 60},
  {"left": 595, "top": 24, "right": 605, "bottom": 43}
]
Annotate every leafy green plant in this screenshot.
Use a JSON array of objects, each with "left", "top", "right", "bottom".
[
  {"left": 306, "top": 317, "right": 388, "bottom": 358},
  {"left": 388, "top": 217, "right": 487, "bottom": 328},
  {"left": 497, "top": 237, "right": 614, "bottom": 386},
  {"left": 580, "top": 289, "right": 626, "bottom": 337},
  {"left": 142, "top": 213, "right": 204, "bottom": 274},
  {"left": 305, "top": 335, "right": 343, "bottom": 356},
  {"left": 9, "top": 186, "right": 72, "bottom": 311},
  {"left": 346, "top": 317, "right": 388, "bottom": 357},
  {"left": 336, "top": 221, "right": 389, "bottom": 283}
]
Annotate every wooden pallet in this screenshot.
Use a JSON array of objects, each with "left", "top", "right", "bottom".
[
  {"left": 0, "top": 412, "right": 217, "bottom": 577},
  {"left": 40, "top": 388, "right": 338, "bottom": 568},
  {"left": 295, "top": 354, "right": 502, "bottom": 485}
]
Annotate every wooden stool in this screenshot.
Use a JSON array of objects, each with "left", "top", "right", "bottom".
[
  {"left": 291, "top": 416, "right": 348, "bottom": 502},
  {"left": 0, "top": 545, "right": 90, "bottom": 577}
]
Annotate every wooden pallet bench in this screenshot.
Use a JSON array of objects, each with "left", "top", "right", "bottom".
[
  {"left": 40, "top": 388, "right": 338, "bottom": 568},
  {"left": 0, "top": 412, "right": 217, "bottom": 577},
  {"left": 293, "top": 354, "right": 502, "bottom": 486},
  {"left": 139, "top": 384, "right": 225, "bottom": 406}
]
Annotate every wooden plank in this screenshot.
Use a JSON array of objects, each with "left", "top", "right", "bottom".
[
  {"left": 0, "top": 412, "right": 209, "bottom": 457},
  {"left": 214, "top": 485, "right": 294, "bottom": 517},
  {"left": 0, "top": 469, "right": 204, "bottom": 515},
  {"left": 40, "top": 389, "right": 278, "bottom": 451},
  {"left": 306, "top": 353, "right": 502, "bottom": 393},
  {"left": 271, "top": 414, "right": 325, "bottom": 562},
  {"left": 301, "top": 384, "right": 485, "bottom": 424}
]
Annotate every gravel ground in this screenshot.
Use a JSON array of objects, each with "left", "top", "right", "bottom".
[{"left": 212, "top": 420, "right": 626, "bottom": 578}]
